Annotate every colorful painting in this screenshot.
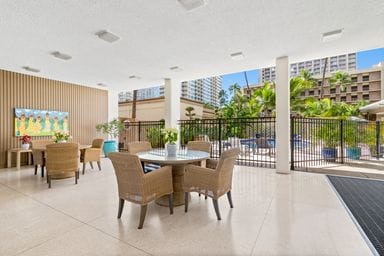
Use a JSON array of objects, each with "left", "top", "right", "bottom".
[{"left": 15, "top": 108, "right": 69, "bottom": 137}]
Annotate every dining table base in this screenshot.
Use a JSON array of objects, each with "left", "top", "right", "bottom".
[{"left": 155, "top": 164, "right": 189, "bottom": 207}]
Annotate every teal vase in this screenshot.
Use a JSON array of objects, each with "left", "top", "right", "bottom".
[{"left": 103, "top": 140, "right": 117, "bottom": 157}]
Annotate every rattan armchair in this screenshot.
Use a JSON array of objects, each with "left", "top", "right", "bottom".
[
  {"left": 46, "top": 143, "right": 80, "bottom": 188},
  {"left": 31, "top": 140, "right": 53, "bottom": 177},
  {"left": 80, "top": 138, "right": 104, "bottom": 174},
  {"left": 183, "top": 147, "right": 240, "bottom": 220},
  {"left": 187, "top": 141, "right": 212, "bottom": 199},
  {"left": 127, "top": 141, "right": 159, "bottom": 173},
  {"left": 109, "top": 152, "right": 173, "bottom": 229}
]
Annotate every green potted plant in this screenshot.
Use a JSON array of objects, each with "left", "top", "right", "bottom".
[
  {"left": 315, "top": 121, "right": 340, "bottom": 162},
  {"left": 344, "top": 122, "right": 361, "bottom": 160},
  {"left": 161, "top": 128, "right": 178, "bottom": 157},
  {"left": 96, "top": 118, "right": 124, "bottom": 156}
]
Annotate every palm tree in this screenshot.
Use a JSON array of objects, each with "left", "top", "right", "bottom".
[
  {"left": 290, "top": 69, "right": 316, "bottom": 114},
  {"left": 185, "top": 106, "right": 196, "bottom": 120},
  {"left": 218, "top": 89, "right": 228, "bottom": 106},
  {"left": 253, "top": 82, "right": 276, "bottom": 116},
  {"left": 330, "top": 71, "right": 352, "bottom": 93}
]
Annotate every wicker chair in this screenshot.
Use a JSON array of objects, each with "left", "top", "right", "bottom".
[
  {"left": 109, "top": 152, "right": 173, "bottom": 229},
  {"left": 80, "top": 138, "right": 104, "bottom": 175},
  {"left": 183, "top": 147, "right": 240, "bottom": 220},
  {"left": 46, "top": 143, "right": 80, "bottom": 188},
  {"left": 127, "top": 141, "right": 158, "bottom": 173},
  {"left": 187, "top": 141, "right": 212, "bottom": 199},
  {"left": 31, "top": 140, "right": 54, "bottom": 177}
]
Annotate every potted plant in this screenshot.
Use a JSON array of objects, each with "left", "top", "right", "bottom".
[
  {"left": 52, "top": 131, "right": 72, "bottom": 143},
  {"left": 316, "top": 121, "right": 340, "bottom": 162},
  {"left": 162, "top": 128, "right": 178, "bottom": 157},
  {"left": 344, "top": 122, "right": 362, "bottom": 160},
  {"left": 96, "top": 118, "right": 124, "bottom": 157},
  {"left": 19, "top": 135, "right": 32, "bottom": 149}
]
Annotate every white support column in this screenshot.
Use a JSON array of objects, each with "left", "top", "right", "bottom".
[
  {"left": 108, "top": 89, "right": 119, "bottom": 121},
  {"left": 275, "top": 56, "right": 290, "bottom": 174},
  {"left": 164, "top": 78, "right": 181, "bottom": 128}
]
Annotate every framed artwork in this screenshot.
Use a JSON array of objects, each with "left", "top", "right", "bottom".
[{"left": 14, "top": 108, "right": 69, "bottom": 137}]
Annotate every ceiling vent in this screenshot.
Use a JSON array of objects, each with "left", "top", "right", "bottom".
[
  {"left": 129, "top": 75, "right": 141, "bottom": 79},
  {"left": 178, "top": 0, "right": 206, "bottom": 11},
  {"left": 22, "top": 66, "right": 40, "bottom": 73},
  {"left": 97, "top": 83, "right": 108, "bottom": 87},
  {"left": 51, "top": 51, "right": 72, "bottom": 60},
  {"left": 322, "top": 29, "right": 343, "bottom": 42},
  {"left": 170, "top": 66, "right": 182, "bottom": 72},
  {"left": 95, "top": 30, "right": 120, "bottom": 43},
  {"left": 230, "top": 52, "right": 245, "bottom": 60}
]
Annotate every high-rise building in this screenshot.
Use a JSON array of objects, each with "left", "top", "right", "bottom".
[
  {"left": 118, "top": 76, "right": 222, "bottom": 107},
  {"left": 181, "top": 76, "right": 222, "bottom": 107},
  {"left": 261, "top": 53, "right": 356, "bottom": 82}
]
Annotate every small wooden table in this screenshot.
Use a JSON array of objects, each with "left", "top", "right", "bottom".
[
  {"left": 7, "top": 148, "right": 33, "bottom": 170},
  {"left": 137, "top": 149, "right": 210, "bottom": 206}
]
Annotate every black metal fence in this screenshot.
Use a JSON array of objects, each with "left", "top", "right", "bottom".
[
  {"left": 119, "top": 118, "right": 383, "bottom": 170},
  {"left": 119, "top": 120, "right": 165, "bottom": 151}
]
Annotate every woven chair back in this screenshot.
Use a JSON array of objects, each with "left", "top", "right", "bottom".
[
  {"left": 127, "top": 141, "right": 152, "bottom": 154},
  {"left": 92, "top": 138, "right": 104, "bottom": 148},
  {"left": 187, "top": 141, "right": 211, "bottom": 153},
  {"left": 46, "top": 143, "right": 79, "bottom": 174},
  {"left": 109, "top": 152, "right": 145, "bottom": 202}
]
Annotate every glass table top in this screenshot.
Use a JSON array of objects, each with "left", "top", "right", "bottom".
[{"left": 136, "top": 149, "right": 209, "bottom": 164}]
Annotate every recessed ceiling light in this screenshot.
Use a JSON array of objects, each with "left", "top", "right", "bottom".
[
  {"left": 178, "top": 0, "right": 206, "bottom": 11},
  {"left": 97, "top": 83, "right": 108, "bottom": 87},
  {"left": 230, "top": 52, "right": 245, "bottom": 60},
  {"left": 322, "top": 29, "right": 343, "bottom": 42},
  {"left": 51, "top": 51, "right": 72, "bottom": 60},
  {"left": 22, "top": 66, "right": 40, "bottom": 73},
  {"left": 95, "top": 30, "right": 120, "bottom": 43},
  {"left": 170, "top": 66, "right": 182, "bottom": 72}
]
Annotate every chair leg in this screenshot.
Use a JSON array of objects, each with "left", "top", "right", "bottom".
[
  {"left": 117, "top": 198, "right": 125, "bottom": 218},
  {"left": 41, "top": 166, "right": 44, "bottom": 178},
  {"left": 205, "top": 190, "right": 208, "bottom": 200},
  {"left": 138, "top": 205, "right": 147, "bottom": 229},
  {"left": 48, "top": 175, "right": 51, "bottom": 188},
  {"left": 169, "top": 193, "right": 174, "bottom": 215},
  {"left": 75, "top": 171, "right": 78, "bottom": 184},
  {"left": 82, "top": 162, "right": 86, "bottom": 175},
  {"left": 97, "top": 161, "right": 101, "bottom": 171},
  {"left": 90, "top": 162, "right": 94, "bottom": 169},
  {"left": 34, "top": 165, "right": 37, "bottom": 175},
  {"left": 212, "top": 199, "right": 221, "bottom": 220},
  {"left": 227, "top": 190, "right": 234, "bottom": 208},
  {"left": 184, "top": 192, "right": 189, "bottom": 213}
]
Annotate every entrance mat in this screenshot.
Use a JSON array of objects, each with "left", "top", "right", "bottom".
[{"left": 328, "top": 175, "right": 384, "bottom": 255}]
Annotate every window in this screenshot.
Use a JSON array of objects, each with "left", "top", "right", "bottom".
[
  {"left": 363, "top": 75, "right": 369, "bottom": 81},
  {"left": 363, "top": 85, "right": 369, "bottom": 91},
  {"left": 351, "top": 86, "right": 358, "bottom": 92},
  {"left": 340, "top": 96, "right": 346, "bottom": 102},
  {"left": 308, "top": 90, "right": 314, "bottom": 96},
  {"left": 330, "top": 97, "right": 336, "bottom": 101},
  {"left": 363, "top": 94, "right": 370, "bottom": 100},
  {"left": 318, "top": 81, "right": 322, "bottom": 87},
  {"left": 351, "top": 77, "right": 357, "bottom": 82},
  {"left": 330, "top": 88, "right": 336, "bottom": 94},
  {"left": 351, "top": 95, "right": 358, "bottom": 101}
]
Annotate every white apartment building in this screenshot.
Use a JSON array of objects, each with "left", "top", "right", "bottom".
[
  {"left": 119, "top": 76, "right": 222, "bottom": 107},
  {"left": 261, "top": 53, "right": 356, "bottom": 82}
]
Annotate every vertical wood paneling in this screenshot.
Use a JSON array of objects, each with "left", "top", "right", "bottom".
[{"left": 0, "top": 69, "right": 108, "bottom": 168}]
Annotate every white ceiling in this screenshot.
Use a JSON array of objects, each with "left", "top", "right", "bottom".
[{"left": 0, "top": 0, "right": 383, "bottom": 91}]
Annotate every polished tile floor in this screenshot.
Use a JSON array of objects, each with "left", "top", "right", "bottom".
[{"left": 0, "top": 159, "right": 373, "bottom": 256}]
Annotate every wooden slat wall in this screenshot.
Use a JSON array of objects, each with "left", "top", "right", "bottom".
[{"left": 0, "top": 69, "right": 108, "bottom": 168}]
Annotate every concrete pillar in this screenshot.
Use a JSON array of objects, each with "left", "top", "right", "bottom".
[
  {"left": 164, "top": 78, "right": 181, "bottom": 128},
  {"left": 275, "top": 56, "right": 290, "bottom": 174},
  {"left": 108, "top": 89, "right": 119, "bottom": 121}
]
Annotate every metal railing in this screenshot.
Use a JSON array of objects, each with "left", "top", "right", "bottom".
[{"left": 118, "top": 118, "right": 383, "bottom": 170}]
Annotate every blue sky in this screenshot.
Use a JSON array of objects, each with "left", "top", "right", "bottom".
[{"left": 222, "top": 47, "right": 384, "bottom": 92}]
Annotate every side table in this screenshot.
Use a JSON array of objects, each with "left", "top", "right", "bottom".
[{"left": 7, "top": 148, "right": 33, "bottom": 170}]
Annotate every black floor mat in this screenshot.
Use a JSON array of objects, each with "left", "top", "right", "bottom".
[{"left": 328, "top": 175, "right": 384, "bottom": 256}]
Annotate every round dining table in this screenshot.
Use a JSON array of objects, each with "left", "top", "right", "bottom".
[{"left": 137, "top": 149, "right": 210, "bottom": 206}]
